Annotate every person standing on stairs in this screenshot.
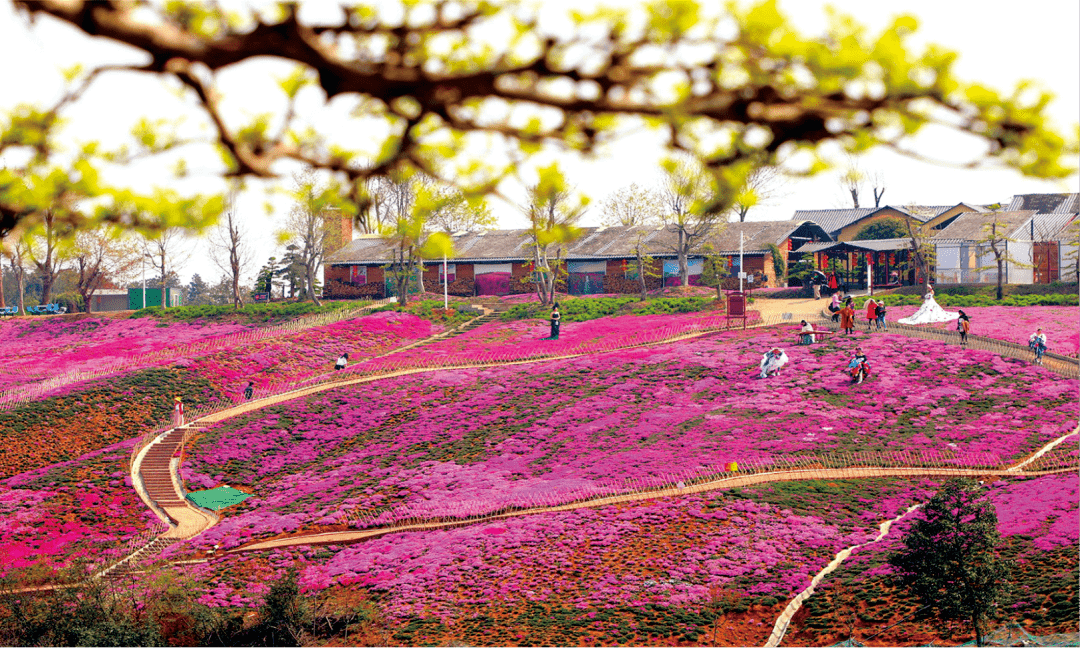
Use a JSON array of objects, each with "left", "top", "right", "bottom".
[{"left": 172, "top": 396, "right": 184, "bottom": 427}]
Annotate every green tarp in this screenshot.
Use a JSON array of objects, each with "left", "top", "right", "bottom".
[{"left": 186, "top": 486, "right": 252, "bottom": 510}]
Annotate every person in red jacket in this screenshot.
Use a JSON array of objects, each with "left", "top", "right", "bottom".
[{"left": 864, "top": 299, "right": 878, "bottom": 331}]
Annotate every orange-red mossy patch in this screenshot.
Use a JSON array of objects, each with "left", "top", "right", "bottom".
[{"left": 0, "top": 368, "right": 220, "bottom": 479}]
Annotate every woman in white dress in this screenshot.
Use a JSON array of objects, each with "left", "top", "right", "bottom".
[{"left": 897, "top": 285, "right": 959, "bottom": 325}]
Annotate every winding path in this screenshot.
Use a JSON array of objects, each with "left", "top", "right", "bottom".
[{"left": 124, "top": 304, "right": 1077, "bottom": 572}]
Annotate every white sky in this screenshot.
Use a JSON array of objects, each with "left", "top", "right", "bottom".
[{"left": 1, "top": 0, "right": 1077, "bottom": 287}]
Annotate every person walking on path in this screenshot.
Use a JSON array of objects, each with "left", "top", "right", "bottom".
[
  {"left": 874, "top": 300, "right": 888, "bottom": 331},
  {"left": 864, "top": 299, "right": 878, "bottom": 332},
  {"left": 829, "top": 291, "right": 842, "bottom": 323},
  {"left": 335, "top": 352, "right": 349, "bottom": 371},
  {"left": 244, "top": 381, "right": 254, "bottom": 400},
  {"left": 839, "top": 303, "right": 856, "bottom": 335},
  {"left": 1029, "top": 328, "right": 1048, "bottom": 364},
  {"left": 956, "top": 310, "right": 971, "bottom": 347},
  {"left": 172, "top": 396, "right": 184, "bottom": 427},
  {"left": 799, "top": 320, "right": 816, "bottom": 345},
  {"left": 811, "top": 271, "right": 826, "bottom": 300},
  {"left": 548, "top": 303, "right": 561, "bottom": 340}
]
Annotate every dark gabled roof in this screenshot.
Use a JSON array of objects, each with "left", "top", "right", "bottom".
[
  {"left": 324, "top": 221, "right": 830, "bottom": 265},
  {"left": 789, "top": 208, "right": 875, "bottom": 235},
  {"left": 705, "top": 220, "right": 832, "bottom": 254},
  {"left": 789, "top": 205, "right": 950, "bottom": 237},
  {"left": 793, "top": 238, "right": 911, "bottom": 254},
  {"left": 931, "top": 211, "right": 1036, "bottom": 242},
  {"left": 1006, "top": 193, "right": 1079, "bottom": 214}
]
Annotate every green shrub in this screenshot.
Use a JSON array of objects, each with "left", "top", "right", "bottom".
[
  {"left": 500, "top": 296, "right": 715, "bottom": 322},
  {"left": 129, "top": 300, "right": 357, "bottom": 323},
  {"left": 855, "top": 292, "right": 1077, "bottom": 308}
]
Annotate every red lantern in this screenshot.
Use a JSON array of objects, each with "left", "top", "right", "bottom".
[
  {"left": 889, "top": 254, "right": 896, "bottom": 265},
  {"left": 866, "top": 252, "right": 873, "bottom": 263}
]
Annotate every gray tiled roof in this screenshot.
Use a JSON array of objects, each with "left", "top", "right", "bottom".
[
  {"left": 931, "top": 211, "right": 1036, "bottom": 242},
  {"left": 325, "top": 221, "right": 831, "bottom": 265},
  {"left": 1006, "top": 193, "right": 1080, "bottom": 214},
  {"left": 1031, "top": 212, "right": 1079, "bottom": 240},
  {"left": 789, "top": 205, "right": 950, "bottom": 237}
]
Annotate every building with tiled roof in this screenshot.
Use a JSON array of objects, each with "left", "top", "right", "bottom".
[
  {"left": 323, "top": 221, "right": 831, "bottom": 298},
  {"left": 789, "top": 204, "right": 976, "bottom": 240}
]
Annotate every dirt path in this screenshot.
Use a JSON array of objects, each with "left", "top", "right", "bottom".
[
  {"left": 232, "top": 465, "right": 1070, "bottom": 553},
  {"left": 763, "top": 503, "right": 923, "bottom": 647}
]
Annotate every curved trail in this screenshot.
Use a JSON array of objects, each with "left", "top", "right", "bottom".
[
  {"left": 233, "top": 464, "right": 1071, "bottom": 553},
  {"left": 133, "top": 308, "right": 1076, "bottom": 559},
  {"left": 763, "top": 503, "right": 922, "bottom": 647}
]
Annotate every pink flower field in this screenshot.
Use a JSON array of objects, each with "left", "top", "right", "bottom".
[
  {"left": 179, "top": 325, "right": 1076, "bottom": 551},
  {"left": 0, "top": 439, "right": 164, "bottom": 577},
  {"left": 0, "top": 315, "right": 253, "bottom": 394},
  {"left": 885, "top": 305, "right": 1079, "bottom": 356}
]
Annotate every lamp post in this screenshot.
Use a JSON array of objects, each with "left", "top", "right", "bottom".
[{"left": 443, "top": 252, "right": 448, "bottom": 310}]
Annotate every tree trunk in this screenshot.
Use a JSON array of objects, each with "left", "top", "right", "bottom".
[
  {"left": 13, "top": 260, "right": 25, "bottom": 315},
  {"left": 636, "top": 250, "right": 647, "bottom": 301},
  {"left": 0, "top": 264, "right": 5, "bottom": 308},
  {"left": 160, "top": 259, "right": 168, "bottom": 308},
  {"left": 678, "top": 228, "right": 689, "bottom": 288},
  {"left": 996, "top": 258, "right": 1004, "bottom": 301},
  {"left": 849, "top": 188, "right": 859, "bottom": 208},
  {"left": 307, "top": 262, "right": 322, "bottom": 306},
  {"left": 972, "top": 612, "right": 983, "bottom": 647}
]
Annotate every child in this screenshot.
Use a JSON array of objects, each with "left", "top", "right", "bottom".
[
  {"left": 957, "top": 310, "right": 971, "bottom": 346},
  {"left": 1028, "top": 328, "right": 1047, "bottom": 365},
  {"left": 874, "top": 301, "right": 887, "bottom": 331}
]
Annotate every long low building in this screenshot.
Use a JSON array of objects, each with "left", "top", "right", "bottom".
[{"left": 323, "top": 221, "right": 831, "bottom": 298}]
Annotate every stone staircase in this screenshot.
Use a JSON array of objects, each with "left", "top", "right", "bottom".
[
  {"left": 439, "top": 311, "right": 499, "bottom": 339},
  {"left": 139, "top": 428, "right": 188, "bottom": 510}
]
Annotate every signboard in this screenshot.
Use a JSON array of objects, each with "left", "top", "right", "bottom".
[
  {"left": 727, "top": 292, "right": 746, "bottom": 317},
  {"left": 253, "top": 292, "right": 270, "bottom": 303},
  {"left": 349, "top": 265, "right": 367, "bottom": 284}
]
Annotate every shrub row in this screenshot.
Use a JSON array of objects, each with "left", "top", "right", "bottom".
[{"left": 500, "top": 296, "right": 718, "bottom": 323}]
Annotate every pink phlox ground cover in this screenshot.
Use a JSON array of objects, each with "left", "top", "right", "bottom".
[
  {"left": 822, "top": 472, "right": 1079, "bottom": 583},
  {"left": 341, "top": 310, "right": 753, "bottom": 376},
  {"left": 886, "top": 305, "right": 1079, "bottom": 356},
  {"left": 0, "top": 316, "right": 254, "bottom": 394},
  {"left": 180, "top": 311, "right": 436, "bottom": 395},
  {"left": 179, "top": 492, "right": 904, "bottom": 615},
  {"left": 0, "top": 437, "right": 165, "bottom": 576},
  {"left": 179, "top": 325, "right": 1077, "bottom": 551}
]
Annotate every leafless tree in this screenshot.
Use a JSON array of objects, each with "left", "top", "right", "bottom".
[
  {"left": 660, "top": 159, "right": 725, "bottom": 287},
  {"left": 977, "top": 216, "right": 1031, "bottom": 301},
  {"left": 901, "top": 208, "right": 936, "bottom": 286},
  {"left": 6, "top": 239, "right": 28, "bottom": 315},
  {"left": 281, "top": 171, "right": 348, "bottom": 306},
  {"left": 145, "top": 228, "right": 191, "bottom": 308},
  {"left": 26, "top": 210, "right": 70, "bottom": 305},
  {"left": 732, "top": 165, "right": 787, "bottom": 222},
  {"left": 71, "top": 228, "right": 140, "bottom": 312},
  {"left": 601, "top": 184, "right": 663, "bottom": 299},
  {"left": 208, "top": 190, "right": 255, "bottom": 309}
]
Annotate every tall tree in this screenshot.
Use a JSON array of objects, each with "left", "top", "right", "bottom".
[
  {"left": 207, "top": 193, "right": 255, "bottom": 309},
  {"left": 25, "top": 210, "right": 70, "bottom": 306},
  {"left": 900, "top": 210, "right": 936, "bottom": 286},
  {"left": 186, "top": 273, "right": 211, "bottom": 306},
  {"left": 280, "top": 172, "right": 355, "bottom": 305},
  {"left": 71, "top": 228, "right": 139, "bottom": 313},
  {"left": 660, "top": 158, "right": 726, "bottom": 287},
  {"left": 5, "top": 1, "right": 1073, "bottom": 240},
  {"left": 522, "top": 165, "right": 585, "bottom": 306},
  {"left": 890, "top": 479, "right": 1011, "bottom": 646},
  {"left": 4, "top": 240, "right": 28, "bottom": 315}
]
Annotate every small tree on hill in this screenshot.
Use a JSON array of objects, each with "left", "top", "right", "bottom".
[
  {"left": 976, "top": 215, "right": 1032, "bottom": 300},
  {"left": 890, "top": 479, "right": 1011, "bottom": 646}
]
